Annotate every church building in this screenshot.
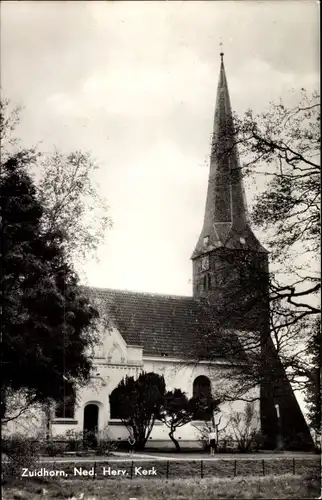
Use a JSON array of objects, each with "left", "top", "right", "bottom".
[{"left": 6, "top": 53, "right": 313, "bottom": 450}]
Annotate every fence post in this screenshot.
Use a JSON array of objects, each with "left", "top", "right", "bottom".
[
  {"left": 130, "top": 461, "right": 134, "bottom": 479},
  {"left": 262, "top": 459, "right": 265, "bottom": 476},
  {"left": 292, "top": 458, "right": 295, "bottom": 475},
  {"left": 93, "top": 462, "right": 96, "bottom": 480},
  {"left": 234, "top": 460, "right": 237, "bottom": 477},
  {"left": 166, "top": 460, "right": 169, "bottom": 479},
  {"left": 201, "top": 460, "right": 204, "bottom": 479}
]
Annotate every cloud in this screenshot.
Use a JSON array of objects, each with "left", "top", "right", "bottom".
[{"left": 1, "top": 1, "right": 319, "bottom": 294}]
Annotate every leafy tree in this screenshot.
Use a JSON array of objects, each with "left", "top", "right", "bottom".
[
  {"left": 36, "top": 149, "right": 112, "bottom": 265},
  {"left": 158, "top": 389, "right": 219, "bottom": 451},
  {"left": 304, "top": 318, "right": 321, "bottom": 440},
  {"left": 1, "top": 154, "right": 99, "bottom": 420},
  {"left": 0, "top": 98, "right": 22, "bottom": 160},
  {"left": 0, "top": 96, "right": 110, "bottom": 421},
  {"left": 109, "top": 372, "right": 165, "bottom": 450}
]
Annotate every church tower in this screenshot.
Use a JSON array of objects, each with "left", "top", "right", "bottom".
[
  {"left": 192, "top": 53, "right": 314, "bottom": 451},
  {"left": 191, "top": 52, "right": 269, "bottom": 331}
]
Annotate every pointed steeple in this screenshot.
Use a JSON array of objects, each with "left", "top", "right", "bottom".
[{"left": 192, "top": 54, "right": 267, "bottom": 259}]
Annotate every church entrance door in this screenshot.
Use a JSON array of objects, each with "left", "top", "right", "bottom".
[{"left": 83, "top": 404, "right": 99, "bottom": 448}]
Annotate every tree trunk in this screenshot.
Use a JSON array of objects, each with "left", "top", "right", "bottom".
[
  {"left": 0, "top": 389, "right": 6, "bottom": 420},
  {"left": 169, "top": 430, "right": 181, "bottom": 452},
  {"left": 45, "top": 401, "right": 52, "bottom": 441},
  {"left": 135, "top": 439, "right": 146, "bottom": 451}
]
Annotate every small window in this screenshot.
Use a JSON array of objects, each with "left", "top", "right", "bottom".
[
  {"left": 55, "top": 383, "right": 75, "bottom": 419},
  {"left": 203, "top": 275, "right": 207, "bottom": 291},
  {"left": 208, "top": 274, "right": 212, "bottom": 290},
  {"left": 203, "top": 235, "right": 209, "bottom": 246}
]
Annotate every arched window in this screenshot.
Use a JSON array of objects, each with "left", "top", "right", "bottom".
[
  {"left": 55, "top": 382, "right": 75, "bottom": 419},
  {"left": 109, "top": 387, "right": 122, "bottom": 419},
  {"left": 192, "top": 376, "right": 212, "bottom": 421}
]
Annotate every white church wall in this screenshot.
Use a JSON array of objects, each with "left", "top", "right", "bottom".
[
  {"left": 4, "top": 359, "right": 259, "bottom": 447},
  {"left": 5, "top": 327, "right": 260, "bottom": 448},
  {"left": 127, "top": 346, "right": 144, "bottom": 364},
  {"left": 51, "top": 321, "right": 144, "bottom": 437},
  {"left": 50, "top": 352, "right": 260, "bottom": 444},
  {"left": 51, "top": 363, "right": 140, "bottom": 437},
  {"left": 48, "top": 305, "right": 261, "bottom": 445}
]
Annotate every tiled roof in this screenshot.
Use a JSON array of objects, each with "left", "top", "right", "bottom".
[{"left": 84, "top": 287, "right": 242, "bottom": 361}]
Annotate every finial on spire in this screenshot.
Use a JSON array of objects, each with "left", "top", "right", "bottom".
[{"left": 219, "top": 39, "right": 224, "bottom": 61}]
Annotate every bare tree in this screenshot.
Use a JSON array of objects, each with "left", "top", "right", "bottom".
[
  {"left": 192, "top": 411, "right": 233, "bottom": 452},
  {"left": 229, "top": 90, "right": 320, "bottom": 320},
  {"left": 196, "top": 89, "right": 320, "bottom": 417},
  {"left": 229, "top": 403, "right": 261, "bottom": 452}
]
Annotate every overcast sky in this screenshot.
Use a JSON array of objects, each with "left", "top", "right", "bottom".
[{"left": 1, "top": 1, "right": 319, "bottom": 295}]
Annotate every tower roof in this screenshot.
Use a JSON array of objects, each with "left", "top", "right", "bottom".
[{"left": 192, "top": 54, "right": 267, "bottom": 259}]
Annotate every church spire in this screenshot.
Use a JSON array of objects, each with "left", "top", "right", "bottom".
[{"left": 192, "top": 54, "right": 267, "bottom": 259}]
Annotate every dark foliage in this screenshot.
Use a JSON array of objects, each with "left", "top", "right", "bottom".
[
  {"left": 1, "top": 155, "right": 99, "bottom": 416},
  {"left": 109, "top": 372, "right": 165, "bottom": 450},
  {"left": 158, "top": 389, "right": 219, "bottom": 451}
]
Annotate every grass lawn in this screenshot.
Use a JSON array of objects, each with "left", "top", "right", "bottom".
[
  {"left": 2, "top": 457, "right": 320, "bottom": 499},
  {"left": 3, "top": 458, "right": 319, "bottom": 479},
  {"left": 1, "top": 473, "right": 321, "bottom": 500}
]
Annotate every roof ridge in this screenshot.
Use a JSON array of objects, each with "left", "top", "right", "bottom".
[{"left": 81, "top": 285, "right": 194, "bottom": 301}]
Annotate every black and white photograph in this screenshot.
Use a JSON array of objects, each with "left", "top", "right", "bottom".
[{"left": 1, "top": 1, "right": 320, "bottom": 499}]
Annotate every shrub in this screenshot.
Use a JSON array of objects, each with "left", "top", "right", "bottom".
[
  {"left": 64, "top": 429, "right": 85, "bottom": 452},
  {"left": 191, "top": 422, "right": 211, "bottom": 451},
  {"left": 229, "top": 403, "right": 261, "bottom": 453},
  {"left": 283, "top": 432, "right": 316, "bottom": 452},
  {"left": 217, "top": 435, "right": 236, "bottom": 453},
  {"left": 40, "top": 427, "right": 117, "bottom": 457},
  {"left": 95, "top": 439, "right": 117, "bottom": 456},
  {"left": 250, "top": 431, "right": 267, "bottom": 452},
  {"left": 2, "top": 434, "right": 41, "bottom": 477},
  {"left": 43, "top": 439, "right": 67, "bottom": 457},
  {"left": 303, "top": 472, "right": 321, "bottom": 498},
  {"left": 96, "top": 424, "right": 117, "bottom": 455}
]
